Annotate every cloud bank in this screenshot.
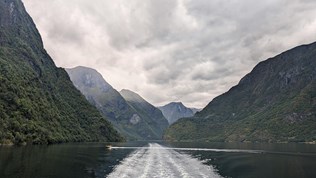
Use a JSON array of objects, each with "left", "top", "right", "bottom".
[{"left": 23, "top": 0, "right": 316, "bottom": 108}]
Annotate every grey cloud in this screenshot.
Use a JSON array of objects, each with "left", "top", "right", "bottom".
[
  {"left": 191, "top": 66, "right": 234, "bottom": 81},
  {"left": 23, "top": 0, "right": 316, "bottom": 108}
]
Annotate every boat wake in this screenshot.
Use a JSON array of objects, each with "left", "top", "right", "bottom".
[{"left": 106, "top": 143, "right": 223, "bottom": 178}]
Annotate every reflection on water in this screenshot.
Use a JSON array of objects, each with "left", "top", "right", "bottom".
[
  {"left": 0, "top": 144, "right": 105, "bottom": 178},
  {"left": 166, "top": 142, "right": 316, "bottom": 178},
  {"left": 0, "top": 142, "right": 316, "bottom": 178}
]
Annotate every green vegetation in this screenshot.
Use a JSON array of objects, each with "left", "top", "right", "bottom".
[
  {"left": 165, "top": 42, "right": 316, "bottom": 143},
  {"left": 0, "top": 0, "right": 123, "bottom": 145}
]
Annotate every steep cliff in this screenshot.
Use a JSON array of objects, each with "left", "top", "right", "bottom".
[{"left": 0, "top": 0, "right": 123, "bottom": 144}]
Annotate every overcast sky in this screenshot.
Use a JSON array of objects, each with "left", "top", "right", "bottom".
[{"left": 23, "top": 0, "right": 316, "bottom": 108}]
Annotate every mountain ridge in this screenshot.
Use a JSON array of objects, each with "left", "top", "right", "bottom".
[
  {"left": 164, "top": 42, "right": 316, "bottom": 142},
  {"left": 66, "top": 67, "right": 169, "bottom": 140}
]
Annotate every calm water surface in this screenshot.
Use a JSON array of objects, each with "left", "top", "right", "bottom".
[{"left": 0, "top": 141, "right": 316, "bottom": 178}]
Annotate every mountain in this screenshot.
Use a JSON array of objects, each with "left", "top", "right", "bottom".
[
  {"left": 120, "top": 89, "right": 169, "bottom": 139},
  {"left": 0, "top": 0, "right": 123, "bottom": 145},
  {"left": 66, "top": 67, "right": 169, "bottom": 140},
  {"left": 165, "top": 42, "right": 316, "bottom": 143},
  {"left": 159, "top": 102, "right": 196, "bottom": 125},
  {"left": 190, "top": 108, "right": 201, "bottom": 114}
]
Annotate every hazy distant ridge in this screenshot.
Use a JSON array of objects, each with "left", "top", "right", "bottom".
[{"left": 159, "top": 102, "right": 199, "bottom": 125}]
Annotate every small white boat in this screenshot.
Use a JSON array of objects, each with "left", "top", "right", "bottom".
[{"left": 106, "top": 145, "right": 112, "bottom": 150}]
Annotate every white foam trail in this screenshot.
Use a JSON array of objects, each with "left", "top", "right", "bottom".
[{"left": 106, "top": 143, "right": 223, "bottom": 178}]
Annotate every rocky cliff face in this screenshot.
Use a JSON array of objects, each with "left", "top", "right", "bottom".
[
  {"left": 0, "top": 0, "right": 123, "bottom": 144},
  {"left": 0, "top": 0, "right": 42, "bottom": 50},
  {"left": 165, "top": 42, "right": 316, "bottom": 142},
  {"left": 67, "top": 67, "right": 169, "bottom": 140},
  {"left": 159, "top": 102, "right": 195, "bottom": 125}
]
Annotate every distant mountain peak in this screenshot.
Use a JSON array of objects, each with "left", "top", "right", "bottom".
[
  {"left": 120, "top": 89, "right": 136, "bottom": 94},
  {"left": 159, "top": 102, "right": 195, "bottom": 125},
  {"left": 66, "top": 66, "right": 113, "bottom": 93},
  {"left": 171, "top": 101, "right": 182, "bottom": 104},
  {"left": 169, "top": 102, "right": 184, "bottom": 106},
  {"left": 120, "top": 89, "right": 145, "bottom": 103},
  {"left": 71, "top": 66, "right": 99, "bottom": 73}
]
